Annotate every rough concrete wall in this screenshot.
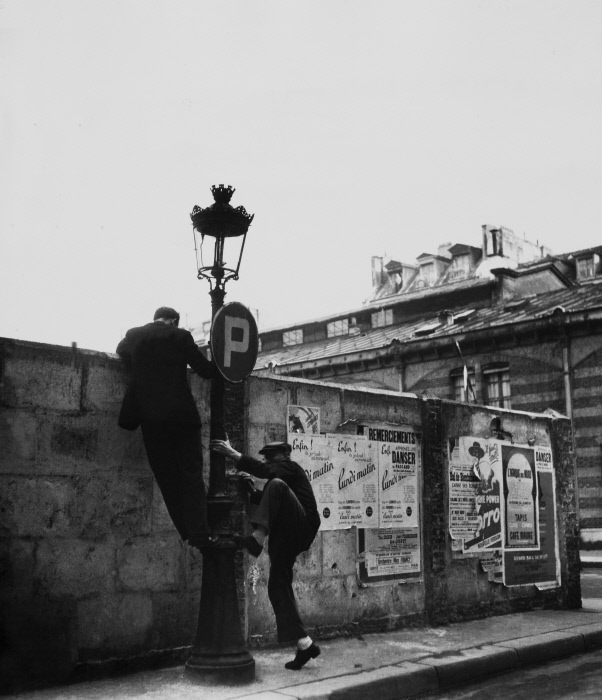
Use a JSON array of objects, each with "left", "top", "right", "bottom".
[
  {"left": 241, "top": 377, "right": 426, "bottom": 644},
  {"left": 241, "top": 376, "right": 580, "bottom": 644},
  {"left": 0, "top": 339, "right": 211, "bottom": 692},
  {"left": 428, "top": 400, "right": 579, "bottom": 622}
]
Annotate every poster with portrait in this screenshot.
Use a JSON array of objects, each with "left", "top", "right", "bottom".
[
  {"left": 449, "top": 437, "right": 503, "bottom": 551},
  {"left": 504, "top": 446, "right": 559, "bottom": 587},
  {"left": 449, "top": 435, "right": 557, "bottom": 588},
  {"left": 502, "top": 445, "right": 539, "bottom": 550}
]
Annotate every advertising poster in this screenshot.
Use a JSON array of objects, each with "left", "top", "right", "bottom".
[
  {"left": 288, "top": 433, "right": 378, "bottom": 531},
  {"left": 290, "top": 415, "right": 423, "bottom": 579},
  {"left": 287, "top": 405, "right": 320, "bottom": 434},
  {"left": 328, "top": 434, "right": 378, "bottom": 530},
  {"left": 363, "top": 528, "right": 421, "bottom": 576},
  {"left": 502, "top": 445, "right": 539, "bottom": 550},
  {"left": 289, "top": 433, "right": 336, "bottom": 529},
  {"left": 449, "top": 436, "right": 558, "bottom": 589},
  {"left": 449, "top": 437, "right": 494, "bottom": 544},
  {"left": 462, "top": 439, "right": 503, "bottom": 553},
  {"left": 367, "top": 425, "right": 420, "bottom": 529},
  {"left": 504, "top": 447, "right": 560, "bottom": 587},
  {"left": 449, "top": 437, "right": 479, "bottom": 541}
]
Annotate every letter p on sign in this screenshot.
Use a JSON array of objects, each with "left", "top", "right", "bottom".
[
  {"left": 211, "top": 302, "right": 259, "bottom": 383},
  {"left": 224, "top": 316, "right": 249, "bottom": 367}
]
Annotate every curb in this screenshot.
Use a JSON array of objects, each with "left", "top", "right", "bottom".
[{"left": 252, "top": 621, "right": 602, "bottom": 700}]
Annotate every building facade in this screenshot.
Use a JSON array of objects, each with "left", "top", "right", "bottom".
[{"left": 254, "top": 226, "right": 602, "bottom": 540}]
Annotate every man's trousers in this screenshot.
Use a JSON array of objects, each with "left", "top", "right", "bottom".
[
  {"left": 141, "top": 422, "right": 209, "bottom": 541},
  {"left": 251, "top": 478, "right": 313, "bottom": 643}
]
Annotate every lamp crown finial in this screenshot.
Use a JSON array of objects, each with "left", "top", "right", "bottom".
[{"left": 211, "top": 184, "right": 235, "bottom": 204}]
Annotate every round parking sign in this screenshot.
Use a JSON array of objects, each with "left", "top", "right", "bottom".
[{"left": 211, "top": 302, "right": 259, "bottom": 383}]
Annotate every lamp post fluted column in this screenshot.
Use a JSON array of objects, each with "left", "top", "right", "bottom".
[
  {"left": 208, "top": 284, "right": 227, "bottom": 497},
  {"left": 185, "top": 186, "right": 255, "bottom": 684}
]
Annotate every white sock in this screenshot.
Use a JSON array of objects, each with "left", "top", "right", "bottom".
[{"left": 297, "top": 636, "right": 312, "bottom": 650}]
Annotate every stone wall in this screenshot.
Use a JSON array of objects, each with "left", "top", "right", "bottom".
[
  {"left": 0, "top": 338, "right": 211, "bottom": 692},
  {"left": 240, "top": 376, "right": 581, "bottom": 643},
  {"left": 0, "top": 339, "right": 581, "bottom": 692}
]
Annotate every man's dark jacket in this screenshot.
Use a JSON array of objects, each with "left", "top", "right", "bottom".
[{"left": 116, "top": 321, "right": 215, "bottom": 427}]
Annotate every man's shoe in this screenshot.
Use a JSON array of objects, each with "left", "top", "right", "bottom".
[
  {"left": 284, "top": 643, "right": 321, "bottom": 670},
  {"left": 233, "top": 534, "right": 263, "bottom": 557}
]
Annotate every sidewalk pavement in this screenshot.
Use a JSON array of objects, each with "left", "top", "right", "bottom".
[{"left": 8, "top": 598, "right": 602, "bottom": 700}]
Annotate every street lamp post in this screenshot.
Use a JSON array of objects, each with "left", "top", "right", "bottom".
[{"left": 185, "top": 185, "right": 255, "bottom": 683}]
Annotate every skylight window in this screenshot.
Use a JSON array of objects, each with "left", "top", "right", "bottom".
[
  {"left": 414, "top": 321, "right": 442, "bottom": 337},
  {"left": 453, "top": 309, "right": 475, "bottom": 322}
]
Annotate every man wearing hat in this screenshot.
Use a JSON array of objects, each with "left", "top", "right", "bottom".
[
  {"left": 211, "top": 438, "right": 321, "bottom": 670},
  {"left": 116, "top": 307, "right": 218, "bottom": 550}
]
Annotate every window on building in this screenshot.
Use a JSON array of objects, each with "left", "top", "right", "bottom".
[
  {"left": 282, "top": 328, "right": 303, "bottom": 347},
  {"left": 451, "top": 368, "right": 476, "bottom": 402},
  {"left": 577, "top": 255, "right": 597, "bottom": 280},
  {"left": 449, "top": 254, "right": 469, "bottom": 281},
  {"left": 483, "top": 364, "right": 511, "bottom": 408},
  {"left": 371, "top": 308, "right": 393, "bottom": 328},
  {"left": 327, "top": 318, "right": 349, "bottom": 338},
  {"left": 420, "top": 262, "right": 435, "bottom": 285}
]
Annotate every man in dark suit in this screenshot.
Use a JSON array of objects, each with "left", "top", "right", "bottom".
[{"left": 117, "top": 306, "right": 218, "bottom": 549}]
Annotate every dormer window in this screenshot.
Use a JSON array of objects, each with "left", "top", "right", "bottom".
[
  {"left": 283, "top": 328, "right": 303, "bottom": 347},
  {"left": 327, "top": 318, "right": 349, "bottom": 338},
  {"left": 576, "top": 254, "right": 599, "bottom": 281},
  {"left": 371, "top": 308, "right": 393, "bottom": 328},
  {"left": 449, "top": 254, "right": 469, "bottom": 281},
  {"left": 420, "top": 262, "right": 435, "bottom": 285}
]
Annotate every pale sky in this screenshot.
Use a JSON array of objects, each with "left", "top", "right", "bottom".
[{"left": 1, "top": 1, "right": 601, "bottom": 352}]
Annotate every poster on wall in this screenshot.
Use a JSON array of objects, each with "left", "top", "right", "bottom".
[
  {"left": 502, "top": 445, "right": 539, "bottom": 551},
  {"left": 366, "top": 425, "right": 421, "bottom": 529},
  {"left": 449, "top": 437, "right": 503, "bottom": 551},
  {"left": 327, "top": 433, "right": 378, "bottom": 530},
  {"left": 287, "top": 405, "right": 320, "bottom": 434},
  {"left": 503, "top": 446, "right": 560, "bottom": 588},
  {"left": 449, "top": 436, "right": 558, "bottom": 589},
  {"left": 288, "top": 433, "right": 379, "bottom": 531},
  {"left": 363, "top": 528, "right": 421, "bottom": 577},
  {"left": 288, "top": 415, "right": 423, "bottom": 581},
  {"left": 360, "top": 423, "right": 422, "bottom": 581}
]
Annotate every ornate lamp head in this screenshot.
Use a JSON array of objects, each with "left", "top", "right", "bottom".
[
  {"left": 190, "top": 185, "right": 254, "bottom": 287},
  {"left": 191, "top": 184, "right": 254, "bottom": 239}
]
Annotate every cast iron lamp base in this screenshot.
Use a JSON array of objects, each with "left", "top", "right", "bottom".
[{"left": 185, "top": 499, "right": 255, "bottom": 684}]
